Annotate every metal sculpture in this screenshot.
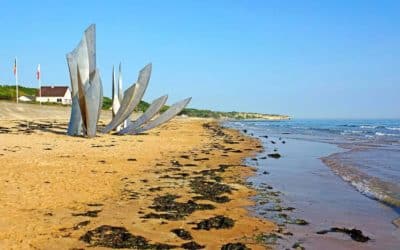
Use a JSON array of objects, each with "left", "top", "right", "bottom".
[
  {"left": 118, "top": 95, "right": 168, "bottom": 135},
  {"left": 102, "top": 64, "right": 151, "bottom": 133},
  {"left": 67, "top": 24, "right": 191, "bottom": 138},
  {"left": 123, "top": 97, "right": 192, "bottom": 134},
  {"left": 66, "top": 24, "right": 103, "bottom": 137}
]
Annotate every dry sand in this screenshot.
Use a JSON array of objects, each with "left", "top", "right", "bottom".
[{"left": 0, "top": 103, "right": 275, "bottom": 249}]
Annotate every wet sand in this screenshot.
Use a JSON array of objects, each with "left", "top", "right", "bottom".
[
  {"left": 245, "top": 134, "right": 400, "bottom": 249},
  {"left": 0, "top": 113, "right": 275, "bottom": 249}
]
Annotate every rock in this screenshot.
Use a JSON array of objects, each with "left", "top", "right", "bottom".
[{"left": 268, "top": 153, "right": 281, "bottom": 159}]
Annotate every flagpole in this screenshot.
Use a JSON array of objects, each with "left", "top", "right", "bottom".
[
  {"left": 38, "top": 64, "right": 42, "bottom": 105},
  {"left": 15, "top": 57, "right": 19, "bottom": 104}
]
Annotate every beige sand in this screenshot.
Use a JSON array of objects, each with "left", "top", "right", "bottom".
[{"left": 0, "top": 103, "right": 275, "bottom": 249}]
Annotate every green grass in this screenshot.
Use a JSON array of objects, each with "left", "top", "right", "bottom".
[{"left": 0, "top": 85, "right": 37, "bottom": 100}]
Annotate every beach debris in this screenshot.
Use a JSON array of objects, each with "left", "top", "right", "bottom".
[
  {"left": 316, "top": 227, "right": 371, "bottom": 242},
  {"left": 271, "top": 140, "right": 276, "bottom": 144},
  {"left": 221, "top": 243, "right": 250, "bottom": 250},
  {"left": 254, "top": 233, "right": 282, "bottom": 245},
  {"left": 73, "top": 220, "right": 91, "bottom": 230},
  {"left": 72, "top": 210, "right": 102, "bottom": 217},
  {"left": 193, "top": 215, "right": 235, "bottom": 230},
  {"left": 190, "top": 177, "right": 232, "bottom": 203},
  {"left": 267, "top": 153, "right": 281, "bottom": 159},
  {"left": 292, "top": 242, "right": 305, "bottom": 250},
  {"left": 80, "top": 225, "right": 176, "bottom": 248},
  {"left": 393, "top": 217, "right": 400, "bottom": 228},
  {"left": 87, "top": 203, "right": 103, "bottom": 207},
  {"left": 291, "top": 218, "right": 309, "bottom": 225},
  {"left": 143, "top": 194, "right": 214, "bottom": 220},
  {"left": 171, "top": 228, "right": 193, "bottom": 240},
  {"left": 181, "top": 241, "right": 205, "bottom": 249}
]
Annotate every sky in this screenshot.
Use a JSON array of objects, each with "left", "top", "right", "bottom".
[{"left": 0, "top": 0, "right": 399, "bottom": 119}]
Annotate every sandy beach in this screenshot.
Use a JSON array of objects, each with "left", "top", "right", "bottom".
[{"left": 0, "top": 103, "right": 275, "bottom": 249}]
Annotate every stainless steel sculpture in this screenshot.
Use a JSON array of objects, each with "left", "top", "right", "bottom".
[
  {"left": 66, "top": 24, "right": 103, "bottom": 137},
  {"left": 123, "top": 97, "right": 192, "bottom": 134},
  {"left": 67, "top": 24, "right": 191, "bottom": 137},
  {"left": 118, "top": 95, "right": 168, "bottom": 135},
  {"left": 102, "top": 64, "right": 151, "bottom": 133}
]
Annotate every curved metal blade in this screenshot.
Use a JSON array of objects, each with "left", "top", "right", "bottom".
[
  {"left": 102, "top": 64, "right": 152, "bottom": 133},
  {"left": 129, "top": 97, "right": 191, "bottom": 134},
  {"left": 119, "top": 95, "right": 168, "bottom": 135}
]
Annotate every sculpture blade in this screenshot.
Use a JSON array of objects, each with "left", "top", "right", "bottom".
[
  {"left": 85, "top": 69, "right": 102, "bottom": 137},
  {"left": 129, "top": 97, "right": 191, "bottom": 134},
  {"left": 119, "top": 95, "right": 168, "bottom": 135},
  {"left": 111, "top": 66, "right": 120, "bottom": 117},
  {"left": 102, "top": 63, "right": 152, "bottom": 133},
  {"left": 84, "top": 24, "right": 96, "bottom": 81},
  {"left": 118, "top": 63, "right": 123, "bottom": 103},
  {"left": 66, "top": 24, "right": 97, "bottom": 136}
]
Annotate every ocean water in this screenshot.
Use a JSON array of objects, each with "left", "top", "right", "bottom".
[
  {"left": 227, "top": 119, "right": 400, "bottom": 209},
  {"left": 225, "top": 119, "right": 400, "bottom": 249}
]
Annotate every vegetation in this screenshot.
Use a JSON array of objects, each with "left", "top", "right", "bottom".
[
  {"left": 0, "top": 85, "right": 37, "bottom": 100},
  {"left": 0, "top": 85, "right": 289, "bottom": 120}
]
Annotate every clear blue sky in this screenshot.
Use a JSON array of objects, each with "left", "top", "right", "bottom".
[{"left": 0, "top": 0, "right": 399, "bottom": 119}]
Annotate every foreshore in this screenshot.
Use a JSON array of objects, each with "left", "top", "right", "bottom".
[{"left": 0, "top": 115, "right": 275, "bottom": 249}]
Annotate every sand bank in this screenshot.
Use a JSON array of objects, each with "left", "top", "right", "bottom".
[{"left": 0, "top": 114, "right": 275, "bottom": 249}]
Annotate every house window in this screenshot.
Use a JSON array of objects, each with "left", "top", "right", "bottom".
[{"left": 57, "top": 98, "right": 62, "bottom": 103}]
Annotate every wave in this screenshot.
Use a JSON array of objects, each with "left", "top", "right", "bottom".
[
  {"left": 322, "top": 156, "right": 400, "bottom": 208},
  {"left": 375, "top": 132, "right": 398, "bottom": 137}
]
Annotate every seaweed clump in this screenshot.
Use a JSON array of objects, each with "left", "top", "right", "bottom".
[
  {"left": 143, "top": 194, "right": 214, "bottom": 221},
  {"left": 171, "top": 228, "right": 193, "bottom": 240},
  {"left": 221, "top": 243, "right": 250, "bottom": 250},
  {"left": 80, "top": 225, "right": 176, "bottom": 249},
  {"left": 317, "top": 227, "right": 370, "bottom": 242},
  {"left": 193, "top": 215, "right": 235, "bottom": 230},
  {"left": 190, "top": 177, "right": 232, "bottom": 203}
]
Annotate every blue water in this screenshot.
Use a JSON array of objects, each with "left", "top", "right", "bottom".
[
  {"left": 227, "top": 119, "right": 400, "bottom": 208},
  {"left": 231, "top": 119, "right": 400, "bottom": 144},
  {"left": 225, "top": 119, "right": 400, "bottom": 249}
]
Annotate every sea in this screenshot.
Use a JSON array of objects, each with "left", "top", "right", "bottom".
[{"left": 225, "top": 119, "right": 400, "bottom": 249}]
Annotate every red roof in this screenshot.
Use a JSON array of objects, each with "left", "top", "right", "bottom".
[{"left": 37, "top": 86, "right": 69, "bottom": 97}]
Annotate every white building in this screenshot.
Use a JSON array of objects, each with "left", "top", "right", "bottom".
[
  {"left": 36, "top": 86, "right": 72, "bottom": 105},
  {"left": 18, "top": 96, "right": 34, "bottom": 102}
]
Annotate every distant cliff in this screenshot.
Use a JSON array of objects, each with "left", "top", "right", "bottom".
[
  {"left": 220, "top": 112, "right": 290, "bottom": 120},
  {"left": 179, "top": 108, "right": 290, "bottom": 120}
]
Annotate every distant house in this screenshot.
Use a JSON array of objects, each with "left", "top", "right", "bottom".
[{"left": 36, "top": 86, "right": 72, "bottom": 105}]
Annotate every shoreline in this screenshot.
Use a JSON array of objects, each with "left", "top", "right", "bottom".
[
  {"left": 0, "top": 117, "right": 275, "bottom": 249},
  {"left": 226, "top": 120, "right": 400, "bottom": 249}
]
